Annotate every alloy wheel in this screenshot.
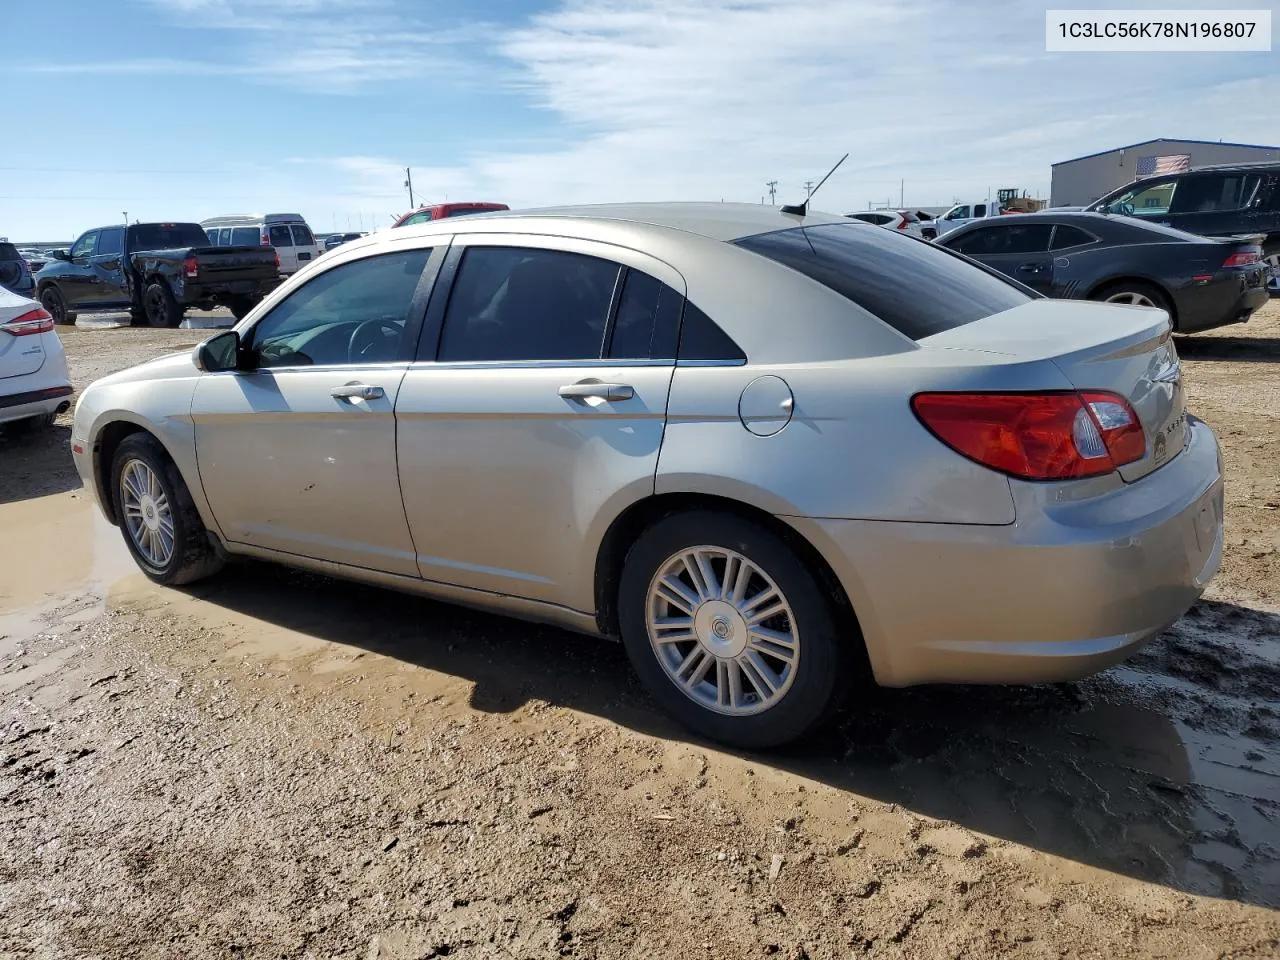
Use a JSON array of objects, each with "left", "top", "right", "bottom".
[
  {"left": 120, "top": 458, "right": 175, "bottom": 567},
  {"left": 645, "top": 546, "right": 799, "bottom": 716},
  {"left": 1105, "top": 291, "right": 1157, "bottom": 307}
]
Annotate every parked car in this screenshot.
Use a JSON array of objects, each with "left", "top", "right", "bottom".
[
  {"left": 392, "top": 202, "right": 510, "bottom": 228},
  {"left": 844, "top": 210, "right": 927, "bottom": 239},
  {"left": 324, "top": 232, "right": 367, "bottom": 251},
  {"left": 932, "top": 200, "right": 1001, "bottom": 237},
  {"left": 1087, "top": 162, "right": 1280, "bottom": 258},
  {"left": 936, "top": 211, "right": 1270, "bottom": 334},
  {"left": 1268, "top": 256, "right": 1280, "bottom": 296},
  {"left": 70, "top": 203, "right": 1223, "bottom": 749},
  {"left": 0, "top": 242, "right": 35, "bottom": 298},
  {"left": 200, "top": 214, "right": 322, "bottom": 274},
  {"left": 37, "top": 222, "right": 283, "bottom": 327},
  {"left": 1, "top": 287, "right": 72, "bottom": 431}
]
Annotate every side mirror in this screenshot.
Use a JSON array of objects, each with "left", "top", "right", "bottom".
[
  {"left": 193, "top": 330, "right": 242, "bottom": 372},
  {"left": 53, "top": 249, "right": 70, "bottom": 261}
]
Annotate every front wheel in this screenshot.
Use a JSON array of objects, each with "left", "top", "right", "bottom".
[
  {"left": 110, "top": 433, "right": 224, "bottom": 585},
  {"left": 40, "top": 286, "right": 73, "bottom": 325},
  {"left": 618, "top": 511, "right": 850, "bottom": 749},
  {"left": 142, "top": 281, "right": 182, "bottom": 328}
]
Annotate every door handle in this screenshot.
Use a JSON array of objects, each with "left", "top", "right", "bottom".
[
  {"left": 330, "top": 383, "right": 384, "bottom": 401},
  {"left": 1017, "top": 262, "right": 1043, "bottom": 272},
  {"left": 558, "top": 382, "right": 634, "bottom": 402}
]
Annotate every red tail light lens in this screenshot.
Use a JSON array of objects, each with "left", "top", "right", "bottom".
[
  {"left": 3, "top": 306, "right": 54, "bottom": 336},
  {"left": 261, "top": 233, "right": 271, "bottom": 246},
  {"left": 183, "top": 255, "right": 199, "bottom": 278},
  {"left": 896, "top": 218, "right": 909, "bottom": 230},
  {"left": 273, "top": 250, "right": 281, "bottom": 270},
  {"left": 911, "top": 390, "right": 1145, "bottom": 480},
  {"left": 1223, "top": 249, "right": 1261, "bottom": 267}
]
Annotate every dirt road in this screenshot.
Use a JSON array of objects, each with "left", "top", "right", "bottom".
[{"left": 2, "top": 307, "right": 1278, "bottom": 959}]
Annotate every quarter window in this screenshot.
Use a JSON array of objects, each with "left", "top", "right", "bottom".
[
  {"left": 248, "top": 249, "right": 430, "bottom": 368},
  {"left": 1050, "top": 225, "right": 1095, "bottom": 250},
  {"left": 678, "top": 303, "right": 746, "bottom": 361},
  {"left": 437, "top": 247, "right": 621, "bottom": 362}
]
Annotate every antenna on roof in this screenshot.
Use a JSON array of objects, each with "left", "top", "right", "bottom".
[{"left": 780, "top": 153, "right": 849, "bottom": 217}]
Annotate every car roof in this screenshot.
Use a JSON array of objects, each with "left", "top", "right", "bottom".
[{"left": 388, "top": 202, "right": 850, "bottom": 244}]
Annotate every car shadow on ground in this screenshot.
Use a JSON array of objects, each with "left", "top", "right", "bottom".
[
  {"left": 1176, "top": 335, "right": 1280, "bottom": 363},
  {"left": 183, "top": 561, "right": 1280, "bottom": 909},
  {"left": 0, "top": 421, "right": 81, "bottom": 503}
]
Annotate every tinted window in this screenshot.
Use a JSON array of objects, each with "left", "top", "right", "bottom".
[
  {"left": 850, "top": 213, "right": 889, "bottom": 225},
  {"left": 950, "top": 223, "right": 1051, "bottom": 255},
  {"left": 1050, "top": 225, "right": 1095, "bottom": 250},
  {"left": 606, "top": 269, "right": 681, "bottom": 360},
  {"left": 438, "top": 247, "right": 620, "bottom": 362},
  {"left": 679, "top": 302, "right": 746, "bottom": 361},
  {"left": 291, "top": 224, "right": 315, "bottom": 245},
  {"left": 129, "top": 224, "right": 209, "bottom": 249},
  {"left": 973, "top": 204, "right": 987, "bottom": 217},
  {"left": 269, "top": 225, "right": 295, "bottom": 247},
  {"left": 96, "top": 227, "right": 124, "bottom": 256},
  {"left": 232, "top": 227, "right": 259, "bottom": 245},
  {"left": 400, "top": 211, "right": 432, "bottom": 227},
  {"left": 0, "top": 243, "right": 19, "bottom": 260},
  {"left": 70, "top": 232, "right": 98, "bottom": 259},
  {"left": 1168, "top": 174, "right": 1261, "bottom": 214},
  {"left": 735, "top": 222, "right": 1029, "bottom": 341},
  {"left": 216, "top": 228, "right": 231, "bottom": 246},
  {"left": 249, "top": 249, "right": 429, "bottom": 368},
  {"left": 945, "top": 206, "right": 970, "bottom": 220}
]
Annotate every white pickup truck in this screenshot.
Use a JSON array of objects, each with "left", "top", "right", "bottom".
[{"left": 931, "top": 201, "right": 1003, "bottom": 238}]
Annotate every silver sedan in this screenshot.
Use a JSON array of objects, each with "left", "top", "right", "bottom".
[{"left": 70, "top": 203, "right": 1224, "bottom": 749}]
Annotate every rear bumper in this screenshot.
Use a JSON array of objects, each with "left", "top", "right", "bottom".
[
  {"left": 785, "top": 417, "right": 1223, "bottom": 687},
  {"left": 1178, "top": 275, "right": 1270, "bottom": 332},
  {"left": 0, "top": 385, "right": 73, "bottom": 424},
  {"left": 178, "top": 276, "right": 282, "bottom": 304}
]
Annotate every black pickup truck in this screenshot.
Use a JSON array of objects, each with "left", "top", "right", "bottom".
[{"left": 36, "top": 222, "right": 282, "bottom": 327}]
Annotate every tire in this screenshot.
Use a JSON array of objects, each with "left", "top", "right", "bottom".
[
  {"left": 142, "top": 281, "right": 182, "bottom": 328},
  {"left": 1091, "top": 280, "right": 1172, "bottom": 318},
  {"left": 3, "top": 412, "right": 57, "bottom": 434},
  {"left": 225, "top": 296, "right": 256, "bottom": 321},
  {"left": 109, "top": 432, "right": 224, "bottom": 585},
  {"left": 617, "top": 511, "right": 850, "bottom": 749},
  {"left": 40, "top": 286, "right": 73, "bottom": 325}
]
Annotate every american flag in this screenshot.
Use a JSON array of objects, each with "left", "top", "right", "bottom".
[{"left": 1136, "top": 154, "right": 1191, "bottom": 177}]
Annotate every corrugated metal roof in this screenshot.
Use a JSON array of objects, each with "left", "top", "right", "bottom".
[{"left": 1052, "top": 138, "right": 1280, "bottom": 167}]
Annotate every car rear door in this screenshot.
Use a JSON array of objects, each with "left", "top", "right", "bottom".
[
  {"left": 394, "top": 235, "right": 681, "bottom": 614},
  {"left": 86, "top": 226, "right": 130, "bottom": 307},
  {"left": 1165, "top": 172, "right": 1263, "bottom": 240},
  {"left": 268, "top": 223, "right": 298, "bottom": 273},
  {"left": 190, "top": 243, "right": 443, "bottom": 574}
]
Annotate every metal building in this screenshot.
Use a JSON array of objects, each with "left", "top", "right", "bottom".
[{"left": 1050, "top": 138, "right": 1280, "bottom": 207}]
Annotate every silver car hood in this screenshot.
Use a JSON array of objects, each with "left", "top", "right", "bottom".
[{"left": 88, "top": 350, "right": 200, "bottom": 390}]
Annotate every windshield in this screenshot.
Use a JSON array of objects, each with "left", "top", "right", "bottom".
[{"left": 128, "top": 223, "right": 210, "bottom": 250}]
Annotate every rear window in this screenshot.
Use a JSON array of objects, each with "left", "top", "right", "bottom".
[
  {"left": 128, "top": 223, "right": 210, "bottom": 250},
  {"left": 400, "top": 210, "right": 433, "bottom": 227},
  {"left": 734, "top": 222, "right": 1030, "bottom": 341},
  {"left": 232, "top": 227, "right": 260, "bottom": 245},
  {"left": 0, "top": 243, "right": 19, "bottom": 260}
]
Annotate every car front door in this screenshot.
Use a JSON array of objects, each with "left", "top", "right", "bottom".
[
  {"left": 61, "top": 230, "right": 100, "bottom": 308},
  {"left": 86, "top": 226, "right": 130, "bottom": 307},
  {"left": 395, "top": 236, "right": 681, "bottom": 614},
  {"left": 190, "top": 243, "right": 443, "bottom": 575},
  {"left": 983, "top": 222, "right": 1054, "bottom": 294}
]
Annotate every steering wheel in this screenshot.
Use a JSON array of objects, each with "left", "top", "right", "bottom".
[
  {"left": 347, "top": 319, "right": 402, "bottom": 363},
  {"left": 1117, "top": 202, "right": 1135, "bottom": 216}
]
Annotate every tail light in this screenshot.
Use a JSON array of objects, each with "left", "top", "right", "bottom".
[
  {"left": 183, "top": 255, "right": 199, "bottom": 278},
  {"left": 896, "top": 219, "right": 909, "bottom": 230},
  {"left": 261, "top": 233, "right": 271, "bottom": 246},
  {"left": 3, "top": 306, "right": 54, "bottom": 336},
  {"left": 911, "top": 390, "right": 1145, "bottom": 480},
  {"left": 1223, "top": 249, "right": 1261, "bottom": 267},
  {"left": 273, "top": 250, "right": 280, "bottom": 270}
]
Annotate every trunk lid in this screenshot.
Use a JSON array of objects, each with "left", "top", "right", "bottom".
[
  {"left": 921, "top": 299, "right": 1186, "bottom": 482},
  {"left": 0, "top": 288, "right": 46, "bottom": 379}
]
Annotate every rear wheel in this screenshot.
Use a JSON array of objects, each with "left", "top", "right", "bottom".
[
  {"left": 110, "top": 433, "right": 223, "bottom": 585},
  {"left": 1091, "top": 280, "right": 1171, "bottom": 315},
  {"left": 142, "top": 281, "right": 182, "bottom": 328},
  {"left": 617, "top": 511, "right": 850, "bottom": 749},
  {"left": 40, "top": 286, "right": 73, "bottom": 325},
  {"left": 225, "top": 296, "right": 257, "bottom": 321}
]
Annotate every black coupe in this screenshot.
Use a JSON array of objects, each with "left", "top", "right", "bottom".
[{"left": 936, "top": 211, "right": 1270, "bottom": 334}]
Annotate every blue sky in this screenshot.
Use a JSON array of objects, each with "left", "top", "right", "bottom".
[{"left": 3, "top": 0, "right": 1277, "bottom": 240}]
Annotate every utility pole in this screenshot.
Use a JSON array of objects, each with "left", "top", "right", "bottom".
[
  {"left": 404, "top": 167, "right": 415, "bottom": 208},
  {"left": 900, "top": 179, "right": 904, "bottom": 207},
  {"left": 766, "top": 180, "right": 778, "bottom": 205},
  {"left": 804, "top": 180, "right": 815, "bottom": 197},
  {"left": 122, "top": 211, "right": 127, "bottom": 226}
]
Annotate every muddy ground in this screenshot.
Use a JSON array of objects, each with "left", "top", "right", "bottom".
[{"left": 2, "top": 305, "right": 1278, "bottom": 959}]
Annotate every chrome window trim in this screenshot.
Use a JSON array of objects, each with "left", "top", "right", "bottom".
[{"left": 401, "top": 357, "right": 746, "bottom": 372}]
